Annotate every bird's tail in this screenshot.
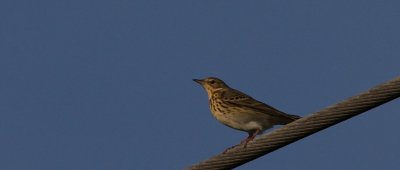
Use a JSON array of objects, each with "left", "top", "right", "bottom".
[
  {"left": 279, "top": 113, "right": 301, "bottom": 125},
  {"left": 287, "top": 114, "right": 301, "bottom": 120}
]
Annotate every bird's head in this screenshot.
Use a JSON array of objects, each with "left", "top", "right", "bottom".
[{"left": 193, "top": 77, "right": 229, "bottom": 97}]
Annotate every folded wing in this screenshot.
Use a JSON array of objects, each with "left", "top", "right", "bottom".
[{"left": 221, "top": 89, "right": 301, "bottom": 124}]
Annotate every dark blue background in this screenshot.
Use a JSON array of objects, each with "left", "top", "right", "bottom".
[{"left": 1, "top": 1, "right": 399, "bottom": 169}]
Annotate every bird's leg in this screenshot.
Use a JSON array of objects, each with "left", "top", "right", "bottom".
[
  {"left": 222, "top": 133, "right": 253, "bottom": 154},
  {"left": 241, "top": 129, "right": 261, "bottom": 148},
  {"left": 222, "top": 129, "right": 261, "bottom": 154}
]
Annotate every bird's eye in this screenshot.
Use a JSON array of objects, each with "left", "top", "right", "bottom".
[{"left": 209, "top": 80, "right": 215, "bottom": 84}]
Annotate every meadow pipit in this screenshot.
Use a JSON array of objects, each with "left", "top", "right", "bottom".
[{"left": 193, "top": 77, "right": 301, "bottom": 152}]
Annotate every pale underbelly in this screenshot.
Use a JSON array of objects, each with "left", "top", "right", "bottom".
[{"left": 212, "top": 111, "right": 274, "bottom": 132}]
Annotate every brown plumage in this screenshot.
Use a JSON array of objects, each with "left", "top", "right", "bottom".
[{"left": 193, "top": 77, "right": 301, "bottom": 152}]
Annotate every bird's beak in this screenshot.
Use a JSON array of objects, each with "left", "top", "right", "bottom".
[{"left": 193, "top": 79, "right": 204, "bottom": 85}]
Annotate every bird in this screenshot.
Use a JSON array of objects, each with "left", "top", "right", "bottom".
[{"left": 193, "top": 77, "right": 301, "bottom": 152}]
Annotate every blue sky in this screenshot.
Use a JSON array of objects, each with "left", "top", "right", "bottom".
[{"left": 1, "top": 1, "right": 399, "bottom": 170}]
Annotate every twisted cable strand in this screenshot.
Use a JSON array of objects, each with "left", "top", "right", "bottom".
[{"left": 187, "top": 77, "right": 400, "bottom": 170}]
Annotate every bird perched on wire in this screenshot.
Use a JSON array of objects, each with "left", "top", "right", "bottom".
[{"left": 193, "top": 77, "right": 301, "bottom": 153}]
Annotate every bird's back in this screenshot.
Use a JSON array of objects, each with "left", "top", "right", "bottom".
[{"left": 219, "top": 88, "right": 301, "bottom": 125}]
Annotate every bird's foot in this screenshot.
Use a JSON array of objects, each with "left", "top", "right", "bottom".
[
  {"left": 222, "top": 130, "right": 261, "bottom": 154},
  {"left": 222, "top": 143, "right": 242, "bottom": 154},
  {"left": 222, "top": 139, "right": 252, "bottom": 154},
  {"left": 240, "top": 138, "right": 253, "bottom": 148}
]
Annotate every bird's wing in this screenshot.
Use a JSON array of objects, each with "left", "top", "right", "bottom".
[{"left": 221, "top": 89, "right": 300, "bottom": 123}]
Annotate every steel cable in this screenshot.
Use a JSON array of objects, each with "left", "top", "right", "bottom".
[{"left": 186, "top": 76, "right": 400, "bottom": 170}]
